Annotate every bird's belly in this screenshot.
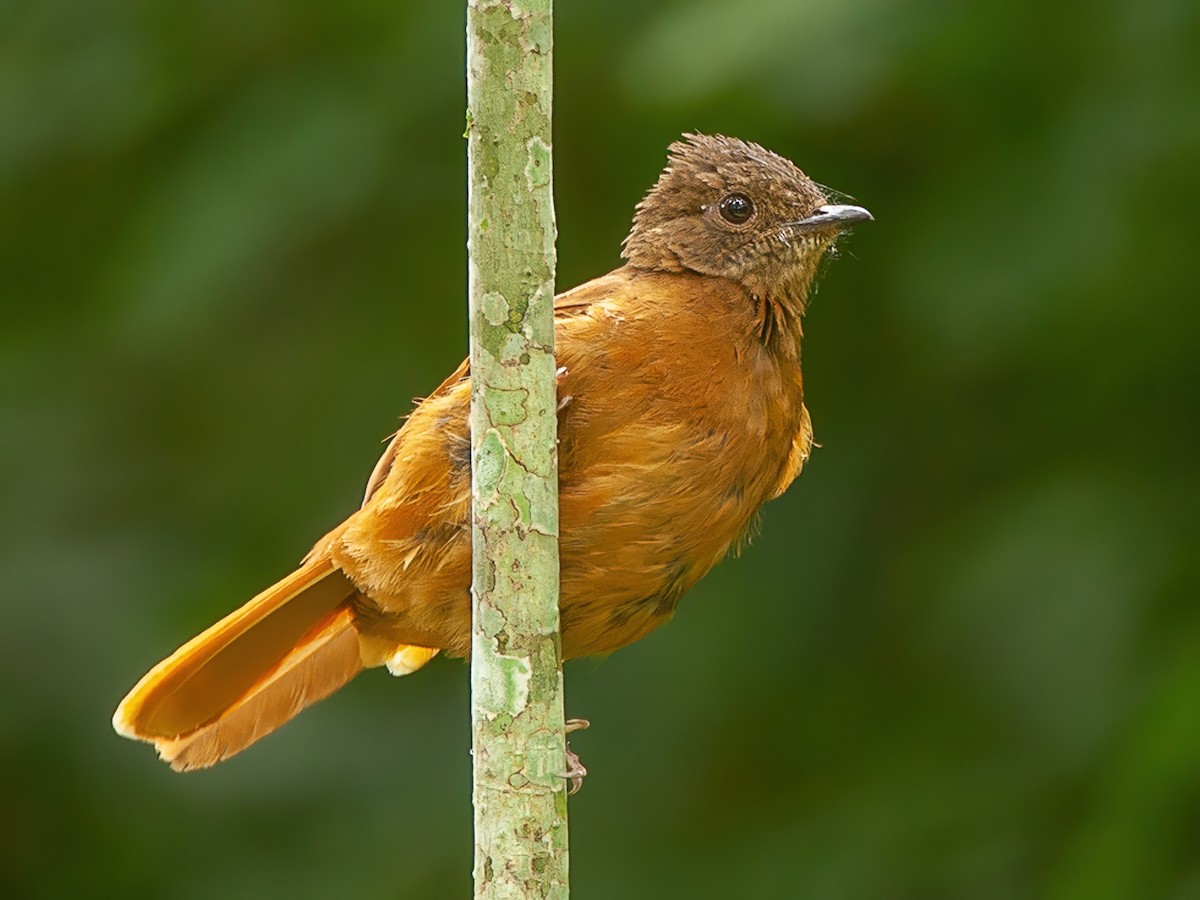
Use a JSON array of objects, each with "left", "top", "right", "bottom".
[{"left": 555, "top": 417, "right": 792, "bottom": 658}]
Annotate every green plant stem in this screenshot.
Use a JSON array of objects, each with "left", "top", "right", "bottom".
[{"left": 466, "top": 0, "right": 567, "bottom": 896}]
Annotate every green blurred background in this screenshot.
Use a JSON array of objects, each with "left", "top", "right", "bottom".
[{"left": 3, "top": 0, "right": 1199, "bottom": 897}]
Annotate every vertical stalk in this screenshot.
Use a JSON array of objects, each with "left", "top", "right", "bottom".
[{"left": 466, "top": 0, "right": 565, "bottom": 897}]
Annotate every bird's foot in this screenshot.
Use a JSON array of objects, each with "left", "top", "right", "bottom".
[
  {"left": 562, "top": 718, "right": 590, "bottom": 795},
  {"left": 556, "top": 366, "right": 573, "bottom": 412}
]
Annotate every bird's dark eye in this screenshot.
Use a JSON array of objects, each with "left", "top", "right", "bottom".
[{"left": 718, "top": 193, "right": 755, "bottom": 224}]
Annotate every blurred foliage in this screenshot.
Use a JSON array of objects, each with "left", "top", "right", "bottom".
[{"left": 2, "top": 0, "right": 1199, "bottom": 897}]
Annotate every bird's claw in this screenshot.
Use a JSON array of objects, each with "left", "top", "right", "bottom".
[
  {"left": 561, "top": 718, "right": 590, "bottom": 795},
  {"left": 556, "top": 367, "right": 572, "bottom": 412}
]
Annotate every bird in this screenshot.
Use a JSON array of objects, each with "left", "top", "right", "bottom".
[{"left": 113, "top": 133, "right": 872, "bottom": 771}]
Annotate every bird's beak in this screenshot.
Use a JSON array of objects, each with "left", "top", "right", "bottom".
[{"left": 788, "top": 204, "right": 874, "bottom": 232}]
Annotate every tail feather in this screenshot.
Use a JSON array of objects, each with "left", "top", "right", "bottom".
[
  {"left": 115, "top": 558, "right": 442, "bottom": 769},
  {"left": 155, "top": 606, "right": 364, "bottom": 771},
  {"left": 114, "top": 559, "right": 361, "bottom": 768}
]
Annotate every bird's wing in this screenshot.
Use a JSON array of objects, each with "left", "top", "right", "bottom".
[{"left": 362, "top": 357, "right": 470, "bottom": 506}]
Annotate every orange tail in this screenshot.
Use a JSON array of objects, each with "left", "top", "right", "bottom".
[
  {"left": 116, "top": 558, "right": 441, "bottom": 770},
  {"left": 115, "top": 559, "right": 361, "bottom": 770}
]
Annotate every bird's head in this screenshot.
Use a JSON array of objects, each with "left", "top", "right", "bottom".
[{"left": 622, "top": 134, "right": 871, "bottom": 315}]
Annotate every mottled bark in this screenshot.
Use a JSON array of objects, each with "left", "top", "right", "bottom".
[{"left": 466, "top": 0, "right": 567, "bottom": 897}]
